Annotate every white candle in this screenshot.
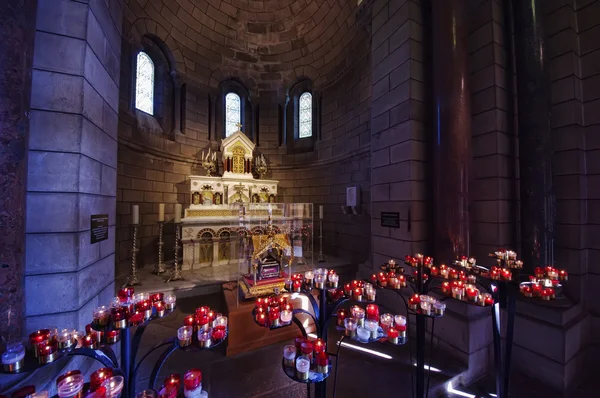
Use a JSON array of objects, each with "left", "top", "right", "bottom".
[
  {"left": 280, "top": 309, "right": 292, "bottom": 323},
  {"left": 174, "top": 204, "right": 182, "bottom": 223},
  {"left": 215, "top": 316, "right": 228, "bottom": 328},
  {"left": 394, "top": 315, "right": 407, "bottom": 327},
  {"left": 304, "top": 270, "right": 314, "bottom": 280},
  {"left": 364, "top": 319, "right": 379, "bottom": 339},
  {"left": 296, "top": 357, "right": 310, "bottom": 373},
  {"left": 158, "top": 203, "right": 165, "bottom": 222},
  {"left": 319, "top": 205, "right": 323, "bottom": 219},
  {"left": 132, "top": 205, "right": 139, "bottom": 225}
]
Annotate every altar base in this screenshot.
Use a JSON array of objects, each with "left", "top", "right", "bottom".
[{"left": 222, "top": 282, "right": 316, "bottom": 356}]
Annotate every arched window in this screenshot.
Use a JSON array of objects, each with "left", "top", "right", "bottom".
[
  {"left": 298, "top": 92, "right": 312, "bottom": 138},
  {"left": 225, "top": 92, "right": 241, "bottom": 137},
  {"left": 135, "top": 52, "right": 155, "bottom": 115}
]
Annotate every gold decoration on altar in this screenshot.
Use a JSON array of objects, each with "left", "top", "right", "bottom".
[
  {"left": 239, "top": 279, "right": 286, "bottom": 299},
  {"left": 232, "top": 146, "right": 245, "bottom": 174},
  {"left": 251, "top": 234, "right": 292, "bottom": 261},
  {"left": 186, "top": 208, "right": 284, "bottom": 218}
]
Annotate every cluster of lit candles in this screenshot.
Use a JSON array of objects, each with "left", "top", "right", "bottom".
[
  {"left": 407, "top": 294, "right": 450, "bottom": 315},
  {"left": 97, "top": 288, "right": 176, "bottom": 330},
  {"left": 371, "top": 270, "right": 408, "bottom": 289},
  {"left": 337, "top": 304, "right": 407, "bottom": 345},
  {"left": 342, "top": 279, "right": 377, "bottom": 302},
  {"left": 179, "top": 306, "right": 228, "bottom": 349},
  {"left": 12, "top": 368, "right": 125, "bottom": 398},
  {"left": 254, "top": 295, "right": 294, "bottom": 328},
  {"left": 284, "top": 268, "right": 340, "bottom": 292},
  {"left": 157, "top": 369, "right": 207, "bottom": 398},
  {"left": 520, "top": 267, "right": 568, "bottom": 301},
  {"left": 489, "top": 249, "right": 523, "bottom": 269},
  {"left": 283, "top": 337, "right": 329, "bottom": 380},
  {"left": 438, "top": 280, "right": 494, "bottom": 306}
]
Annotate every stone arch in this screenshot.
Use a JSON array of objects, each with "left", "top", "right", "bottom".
[
  {"left": 216, "top": 227, "right": 231, "bottom": 236},
  {"left": 196, "top": 228, "right": 215, "bottom": 239},
  {"left": 251, "top": 226, "right": 265, "bottom": 235},
  {"left": 129, "top": 18, "right": 185, "bottom": 77}
]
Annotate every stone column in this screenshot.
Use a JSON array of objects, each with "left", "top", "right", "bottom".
[
  {"left": 0, "top": 0, "right": 37, "bottom": 339},
  {"left": 431, "top": 0, "right": 472, "bottom": 261},
  {"left": 171, "top": 71, "right": 183, "bottom": 136},
  {"left": 512, "top": 0, "right": 554, "bottom": 270}
]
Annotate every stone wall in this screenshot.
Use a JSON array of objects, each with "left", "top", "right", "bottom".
[
  {"left": 115, "top": 1, "right": 372, "bottom": 275},
  {"left": 25, "top": 0, "right": 122, "bottom": 331}
]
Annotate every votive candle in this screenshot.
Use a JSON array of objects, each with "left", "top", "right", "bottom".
[
  {"left": 337, "top": 308, "right": 347, "bottom": 327},
  {"left": 198, "top": 328, "right": 213, "bottom": 348},
  {"left": 296, "top": 356, "right": 310, "bottom": 380},
  {"left": 344, "top": 318, "right": 358, "bottom": 338},
  {"left": 364, "top": 319, "right": 379, "bottom": 339},
  {"left": 184, "top": 369, "right": 202, "bottom": 393},
  {"left": 283, "top": 345, "right": 296, "bottom": 368},
  {"left": 165, "top": 294, "right": 176, "bottom": 310},
  {"left": 1, "top": 342, "right": 25, "bottom": 373},
  {"left": 280, "top": 309, "right": 292, "bottom": 324},
  {"left": 178, "top": 326, "right": 193, "bottom": 348}
]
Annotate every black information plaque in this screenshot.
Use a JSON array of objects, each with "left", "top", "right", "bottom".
[
  {"left": 381, "top": 212, "right": 400, "bottom": 228},
  {"left": 91, "top": 214, "right": 109, "bottom": 244}
]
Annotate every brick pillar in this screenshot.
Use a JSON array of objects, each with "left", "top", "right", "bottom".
[
  {"left": 0, "top": 0, "right": 37, "bottom": 339},
  {"left": 25, "top": 0, "right": 122, "bottom": 331},
  {"left": 431, "top": 0, "right": 472, "bottom": 262}
]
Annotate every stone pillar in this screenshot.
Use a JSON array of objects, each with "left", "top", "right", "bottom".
[
  {"left": 25, "top": 0, "right": 122, "bottom": 331},
  {"left": 431, "top": 0, "right": 472, "bottom": 261},
  {"left": 512, "top": 0, "right": 554, "bottom": 270},
  {"left": 0, "top": 0, "right": 37, "bottom": 339}
]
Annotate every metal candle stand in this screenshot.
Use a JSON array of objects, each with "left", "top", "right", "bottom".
[
  {"left": 153, "top": 221, "right": 166, "bottom": 275},
  {"left": 317, "top": 220, "right": 325, "bottom": 262},
  {"left": 124, "top": 224, "right": 141, "bottom": 287},
  {"left": 165, "top": 222, "right": 184, "bottom": 282}
]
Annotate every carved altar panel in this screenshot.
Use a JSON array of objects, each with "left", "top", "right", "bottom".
[{"left": 232, "top": 146, "right": 245, "bottom": 174}]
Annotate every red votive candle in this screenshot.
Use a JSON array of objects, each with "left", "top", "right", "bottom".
[
  {"left": 313, "top": 338, "right": 325, "bottom": 355},
  {"left": 90, "top": 367, "right": 113, "bottom": 391},
  {"left": 110, "top": 306, "right": 129, "bottom": 329},
  {"left": 105, "top": 330, "right": 120, "bottom": 344},
  {"left": 118, "top": 287, "right": 134, "bottom": 303},
  {"left": 37, "top": 341, "right": 57, "bottom": 364},
  {"left": 408, "top": 294, "right": 420, "bottom": 310},
  {"left": 197, "top": 315, "right": 210, "bottom": 331},
  {"left": 29, "top": 329, "right": 50, "bottom": 357},
  {"left": 158, "top": 386, "right": 177, "bottom": 398},
  {"left": 293, "top": 280, "right": 302, "bottom": 292},
  {"left": 353, "top": 287, "right": 363, "bottom": 301},
  {"left": 255, "top": 297, "right": 266, "bottom": 308},
  {"left": 86, "top": 324, "right": 103, "bottom": 343},
  {"left": 135, "top": 299, "right": 152, "bottom": 320},
  {"left": 154, "top": 301, "right": 165, "bottom": 318},
  {"left": 183, "top": 369, "right": 202, "bottom": 391},
  {"left": 387, "top": 327, "right": 400, "bottom": 344},
  {"left": 278, "top": 296, "right": 287, "bottom": 307},
  {"left": 559, "top": 270, "right": 568, "bottom": 281},
  {"left": 483, "top": 294, "right": 494, "bottom": 306},
  {"left": 195, "top": 306, "right": 210, "bottom": 317},
  {"left": 164, "top": 374, "right": 181, "bottom": 391},
  {"left": 269, "top": 307, "right": 280, "bottom": 327},
  {"left": 257, "top": 313, "right": 268, "bottom": 326},
  {"left": 337, "top": 308, "right": 347, "bottom": 326},
  {"left": 150, "top": 292, "right": 164, "bottom": 303},
  {"left": 343, "top": 283, "right": 352, "bottom": 296},
  {"left": 315, "top": 352, "right": 329, "bottom": 374},
  {"left": 213, "top": 325, "right": 226, "bottom": 340},
  {"left": 82, "top": 333, "right": 97, "bottom": 349},
  {"left": 129, "top": 311, "right": 145, "bottom": 326},
  {"left": 300, "top": 341, "right": 314, "bottom": 361},
  {"left": 366, "top": 304, "right": 379, "bottom": 321},
  {"left": 371, "top": 274, "right": 378, "bottom": 283},
  {"left": 184, "top": 315, "right": 195, "bottom": 328}
]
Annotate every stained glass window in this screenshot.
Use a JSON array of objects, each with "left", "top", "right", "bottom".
[
  {"left": 135, "top": 52, "right": 154, "bottom": 115},
  {"left": 299, "top": 92, "right": 313, "bottom": 138},
  {"left": 225, "top": 92, "right": 241, "bottom": 137}
]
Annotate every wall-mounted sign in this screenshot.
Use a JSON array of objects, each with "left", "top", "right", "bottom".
[
  {"left": 91, "top": 214, "right": 109, "bottom": 244},
  {"left": 381, "top": 212, "right": 400, "bottom": 228}
]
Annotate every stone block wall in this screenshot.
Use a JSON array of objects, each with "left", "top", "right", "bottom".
[
  {"left": 369, "top": 0, "right": 428, "bottom": 268},
  {"left": 26, "top": 0, "right": 122, "bottom": 331}
]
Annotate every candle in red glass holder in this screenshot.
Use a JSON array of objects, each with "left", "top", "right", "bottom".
[
  {"left": 315, "top": 352, "right": 329, "bottom": 374},
  {"left": 313, "top": 338, "right": 325, "bottom": 355},
  {"left": 207, "top": 310, "right": 216, "bottom": 324},
  {"left": 466, "top": 286, "right": 478, "bottom": 301},
  {"left": 154, "top": 301, "right": 165, "bottom": 318},
  {"left": 278, "top": 296, "right": 287, "bottom": 307},
  {"left": 371, "top": 274, "right": 378, "bottom": 283},
  {"left": 483, "top": 294, "right": 494, "bottom": 306},
  {"left": 150, "top": 292, "right": 164, "bottom": 303},
  {"left": 522, "top": 285, "right": 533, "bottom": 298},
  {"left": 449, "top": 269, "right": 458, "bottom": 279},
  {"left": 441, "top": 282, "right": 450, "bottom": 294},
  {"left": 105, "top": 329, "right": 120, "bottom": 344},
  {"left": 195, "top": 306, "right": 210, "bottom": 317},
  {"left": 164, "top": 374, "right": 181, "bottom": 391},
  {"left": 300, "top": 341, "right": 314, "bottom": 361},
  {"left": 183, "top": 369, "right": 202, "bottom": 391},
  {"left": 430, "top": 266, "right": 438, "bottom": 276},
  {"left": 158, "top": 386, "right": 177, "bottom": 398},
  {"left": 501, "top": 268, "right": 512, "bottom": 281},
  {"left": 135, "top": 299, "right": 152, "bottom": 320},
  {"left": 353, "top": 287, "right": 363, "bottom": 301},
  {"left": 387, "top": 327, "right": 400, "bottom": 344},
  {"left": 129, "top": 311, "right": 144, "bottom": 326},
  {"left": 408, "top": 294, "right": 420, "bottom": 310},
  {"left": 37, "top": 341, "right": 57, "bottom": 364},
  {"left": 293, "top": 280, "right": 302, "bottom": 292},
  {"left": 366, "top": 304, "right": 379, "bottom": 321},
  {"left": 257, "top": 313, "right": 267, "bottom": 326},
  {"left": 90, "top": 367, "right": 113, "bottom": 391},
  {"left": 29, "top": 329, "right": 50, "bottom": 357},
  {"left": 118, "top": 287, "right": 134, "bottom": 303},
  {"left": 559, "top": 269, "right": 568, "bottom": 281},
  {"left": 284, "top": 303, "right": 293, "bottom": 312},
  {"left": 184, "top": 315, "right": 195, "bottom": 327},
  {"left": 255, "top": 297, "right": 266, "bottom": 308},
  {"left": 268, "top": 307, "right": 281, "bottom": 327},
  {"left": 213, "top": 325, "right": 226, "bottom": 340},
  {"left": 82, "top": 333, "right": 97, "bottom": 348},
  {"left": 110, "top": 306, "right": 129, "bottom": 329},
  {"left": 197, "top": 315, "right": 210, "bottom": 331}
]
